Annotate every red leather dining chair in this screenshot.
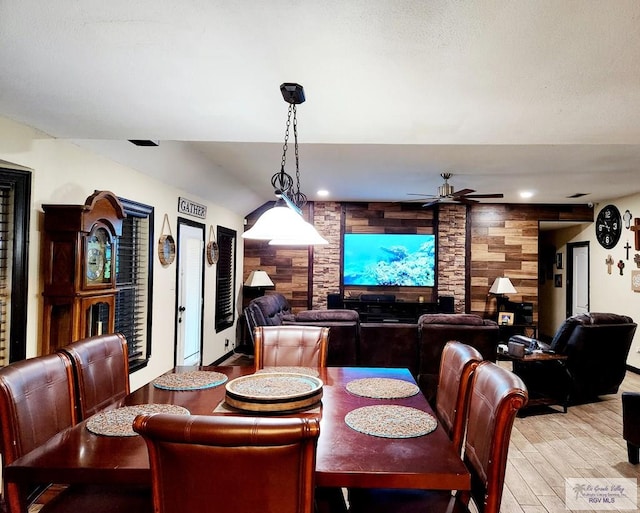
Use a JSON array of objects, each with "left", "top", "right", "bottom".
[
  {"left": 133, "top": 413, "right": 321, "bottom": 513},
  {"left": 348, "top": 361, "right": 528, "bottom": 513},
  {"left": 436, "top": 341, "right": 483, "bottom": 454},
  {"left": 253, "top": 325, "right": 330, "bottom": 371},
  {"left": 0, "top": 353, "right": 150, "bottom": 513},
  {"left": 58, "top": 333, "right": 130, "bottom": 420}
]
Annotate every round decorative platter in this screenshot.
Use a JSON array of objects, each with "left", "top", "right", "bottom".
[{"left": 225, "top": 372, "right": 323, "bottom": 413}]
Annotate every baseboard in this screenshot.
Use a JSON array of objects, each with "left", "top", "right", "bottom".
[
  {"left": 210, "top": 350, "right": 235, "bottom": 366},
  {"left": 626, "top": 364, "right": 640, "bottom": 375}
]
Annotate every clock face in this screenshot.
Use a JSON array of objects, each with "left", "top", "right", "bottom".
[
  {"left": 596, "top": 204, "right": 622, "bottom": 249},
  {"left": 85, "top": 227, "right": 112, "bottom": 285}
]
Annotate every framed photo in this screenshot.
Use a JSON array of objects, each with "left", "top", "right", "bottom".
[
  {"left": 556, "top": 252, "right": 563, "bottom": 269},
  {"left": 554, "top": 274, "right": 562, "bottom": 288},
  {"left": 499, "top": 312, "right": 514, "bottom": 326}
]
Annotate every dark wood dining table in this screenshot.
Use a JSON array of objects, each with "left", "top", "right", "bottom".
[{"left": 5, "top": 366, "right": 470, "bottom": 496}]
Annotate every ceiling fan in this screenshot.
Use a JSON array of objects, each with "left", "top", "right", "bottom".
[{"left": 407, "top": 173, "right": 504, "bottom": 207}]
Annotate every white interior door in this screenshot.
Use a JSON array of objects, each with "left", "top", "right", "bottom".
[
  {"left": 570, "top": 244, "right": 589, "bottom": 316},
  {"left": 176, "top": 222, "right": 204, "bottom": 366}
]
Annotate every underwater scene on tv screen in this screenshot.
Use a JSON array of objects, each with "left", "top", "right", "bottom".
[{"left": 343, "top": 233, "right": 435, "bottom": 287}]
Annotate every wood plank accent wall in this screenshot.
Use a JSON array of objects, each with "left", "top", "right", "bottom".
[
  {"left": 243, "top": 201, "right": 593, "bottom": 317},
  {"left": 469, "top": 204, "right": 594, "bottom": 321}
]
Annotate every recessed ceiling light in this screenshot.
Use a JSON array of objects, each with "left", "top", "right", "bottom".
[
  {"left": 519, "top": 191, "right": 534, "bottom": 199},
  {"left": 317, "top": 189, "right": 329, "bottom": 197}
]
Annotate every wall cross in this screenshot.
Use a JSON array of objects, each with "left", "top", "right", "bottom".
[{"left": 630, "top": 218, "right": 640, "bottom": 251}]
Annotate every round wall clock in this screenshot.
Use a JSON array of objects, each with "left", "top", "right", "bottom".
[{"left": 596, "top": 204, "right": 622, "bottom": 249}]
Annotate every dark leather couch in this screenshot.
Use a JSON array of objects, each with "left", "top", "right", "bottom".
[
  {"left": 245, "top": 295, "right": 501, "bottom": 403},
  {"left": 417, "top": 313, "right": 500, "bottom": 403},
  {"left": 515, "top": 312, "right": 636, "bottom": 402},
  {"left": 244, "top": 294, "right": 360, "bottom": 365}
]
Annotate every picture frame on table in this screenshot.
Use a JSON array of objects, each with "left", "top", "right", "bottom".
[{"left": 500, "top": 312, "right": 514, "bottom": 326}]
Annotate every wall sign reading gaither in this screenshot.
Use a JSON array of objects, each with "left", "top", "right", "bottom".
[{"left": 178, "top": 197, "right": 207, "bottom": 219}]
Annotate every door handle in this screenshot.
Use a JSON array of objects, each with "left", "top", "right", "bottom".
[{"left": 178, "top": 306, "right": 186, "bottom": 312}]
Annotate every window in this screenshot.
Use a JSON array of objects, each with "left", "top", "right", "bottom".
[
  {"left": 115, "top": 198, "right": 154, "bottom": 371},
  {"left": 215, "top": 226, "right": 236, "bottom": 332},
  {"left": 0, "top": 168, "right": 30, "bottom": 365}
]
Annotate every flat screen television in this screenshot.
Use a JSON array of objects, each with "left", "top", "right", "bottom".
[{"left": 342, "top": 233, "right": 435, "bottom": 287}]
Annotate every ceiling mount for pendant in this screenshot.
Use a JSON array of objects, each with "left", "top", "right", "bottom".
[{"left": 280, "top": 83, "right": 305, "bottom": 105}]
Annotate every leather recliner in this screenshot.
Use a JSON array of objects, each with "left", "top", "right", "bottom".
[
  {"left": 549, "top": 312, "right": 635, "bottom": 399},
  {"left": 514, "top": 312, "right": 637, "bottom": 403}
]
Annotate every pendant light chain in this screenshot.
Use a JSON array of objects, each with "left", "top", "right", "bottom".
[
  {"left": 271, "top": 102, "right": 306, "bottom": 208},
  {"left": 292, "top": 104, "right": 306, "bottom": 208}
]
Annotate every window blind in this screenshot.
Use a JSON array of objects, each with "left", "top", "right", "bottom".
[
  {"left": 0, "top": 186, "right": 12, "bottom": 366},
  {"left": 116, "top": 199, "right": 153, "bottom": 370},
  {"left": 215, "top": 226, "right": 236, "bottom": 332}
]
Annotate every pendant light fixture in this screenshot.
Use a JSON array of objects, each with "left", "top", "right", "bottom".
[{"left": 242, "top": 83, "right": 328, "bottom": 245}]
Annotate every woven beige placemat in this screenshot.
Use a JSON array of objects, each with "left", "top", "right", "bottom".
[
  {"left": 255, "top": 366, "right": 320, "bottom": 377},
  {"left": 152, "top": 370, "right": 228, "bottom": 391},
  {"left": 346, "top": 378, "right": 420, "bottom": 399},
  {"left": 345, "top": 405, "right": 437, "bottom": 438},
  {"left": 86, "top": 404, "right": 190, "bottom": 437}
]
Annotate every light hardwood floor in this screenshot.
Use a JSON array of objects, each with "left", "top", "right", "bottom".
[{"left": 500, "top": 369, "right": 640, "bottom": 513}]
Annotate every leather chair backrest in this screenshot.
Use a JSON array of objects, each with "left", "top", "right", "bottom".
[
  {"left": 58, "top": 333, "right": 130, "bottom": 420},
  {"left": 253, "top": 325, "right": 329, "bottom": 370},
  {"left": 563, "top": 322, "right": 636, "bottom": 397},
  {"left": 464, "top": 361, "right": 528, "bottom": 513},
  {"left": 436, "top": 341, "right": 483, "bottom": 454},
  {"left": 0, "top": 353, "right": 77, "bottom": 508},
  {"left": 133, "top": 414, "right": 320, "bottom": 513},
  {"left": 417, "top": 314, "right": 499, "bottom": 404}
]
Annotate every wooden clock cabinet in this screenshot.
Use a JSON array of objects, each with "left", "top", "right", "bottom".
[{"left": 41, "top": 190, "right": 126, "bottom": 353}]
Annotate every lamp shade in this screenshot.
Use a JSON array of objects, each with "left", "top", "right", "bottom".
[
  {"left": 489, "top": 277, "right": 517, "bottom": 295},
  {"left": 244, "top": 270, "right": 274, "bottom": 288},
  {"left": 269, "top": 219, "right": 328, "bottom": 245},
  {"left": 242, "top": 205, "right": 328, "bottom": 245}
]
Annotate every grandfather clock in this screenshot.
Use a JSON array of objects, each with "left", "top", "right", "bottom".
[{"left": 42, "top": 190, "right": 126, "bottom": 353}]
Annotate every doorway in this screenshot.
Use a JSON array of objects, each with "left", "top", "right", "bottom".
[
  {"left": 566, "top": 242, "right": 590, "bottom": 317},
  {"left": 175, "top": 219, "right": 205, "bottom": 366}
]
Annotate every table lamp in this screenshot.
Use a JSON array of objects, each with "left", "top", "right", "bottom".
[{"left": 489, "top": 276, "right": 517, "bottom": 313}]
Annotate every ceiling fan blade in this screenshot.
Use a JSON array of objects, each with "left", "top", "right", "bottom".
[
  {"left": 406, "top": 193, "right": 438, "bottom": 198},
  {"left": 463, "top": 193, "right": 504, "bottom": 199},
  {"left": 457, "top": 197, "right": 479, "bottom": 204},
  {"left": 451, "top": 188, "right": 475, "bottom": 197},
  {"left": 422, "top": 199, "right": 442, "bottom": 208}
]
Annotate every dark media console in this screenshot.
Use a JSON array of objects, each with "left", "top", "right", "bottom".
[{"left": 328, "top": 294, "right": 453, "bottom": 323}]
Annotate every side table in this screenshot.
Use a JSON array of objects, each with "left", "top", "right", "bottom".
[
  {"left": 499, "top": 351, "right": 570, "bottom": 413},
  {"left": 497, "top": 323, "right": 537, "bottom": 343}
]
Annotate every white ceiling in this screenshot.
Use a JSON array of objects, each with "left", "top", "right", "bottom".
[{"left": 2, "top": 1, "right": 640, "bottom": 215}]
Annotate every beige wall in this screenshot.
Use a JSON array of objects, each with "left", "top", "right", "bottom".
[
  {"left": 544, "top": 195, "right": 640, "bottom": 369},
  {"left": 0, "top": 116, "right": 245, "bottom": 391}
]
